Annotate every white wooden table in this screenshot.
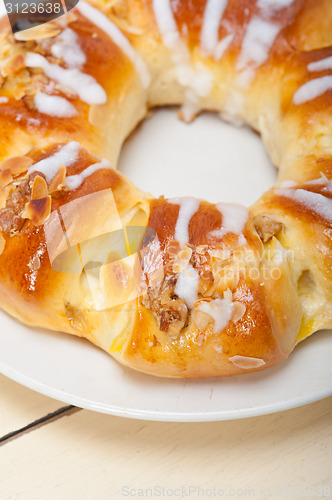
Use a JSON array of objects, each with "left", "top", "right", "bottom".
[{"left": 1, "top": 374, "right": 331, "bottom": 499}]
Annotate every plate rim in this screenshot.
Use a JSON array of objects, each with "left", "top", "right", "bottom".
[{"left": 1, "top": 360, "right": 332, "bottom": 422}]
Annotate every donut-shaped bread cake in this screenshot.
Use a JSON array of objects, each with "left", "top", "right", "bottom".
[{"left": 0, "top": 0, "right": 331, "bottom": 378}]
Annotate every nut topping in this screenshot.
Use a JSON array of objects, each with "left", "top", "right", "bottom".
[
  {"left": 1, "top": 53, "right": 26, "bottom": 77},
  {"left": 193, "top": 309, "right": 212, "bottom": 332},
  {"left": 49, "top": 165, "right": 66, "bottom": 194},
  {"left": 172, "top": 245, "right": 192, "bottom": 273},
  {"left": 232, "top": 302, "right": 246, "bottom": 323},
  {"left": 14, "top": 23, "right": 61, "bottom": 41},
  {"left": 0, "top": 232, "right": 5, "bottom": 256},
  {"left": 0, "top": 156, "right": 33, "bottom": 176},
  {"left": 22, "top": 196, "right": 52, "bottom": 226},
  {"left": 31, "top": 175, "right": 48, "bottom": 200},
  {"left": 0, "top": 169, "right": 13, "bottom": 191},
  {"left": 254, "top": 215, "right": 283, "bottom": 243}
]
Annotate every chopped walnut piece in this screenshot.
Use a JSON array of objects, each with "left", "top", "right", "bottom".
[
  {"left": 22, "top": 95, "right": 36, "bottom": 112},
  {"left": 53, "top": 83, "right": 78, "bottom": 99},
  {"left": 0, "top": 156, "right": 33, "bottom": 176},
  {"left": 1, "top": 53, "right": 26, "bottom": 77},
  {"left": 0, "top": 209, "right": 25, "bottom": 234},
  {"left": 0, "top": 169, "right": 13, "bottom": 191},
  {"left": 11, "top": 86, "right": 26, "bottom": 100},
  {"left": 0, "top": 232, "right": 5, "bottom": 255},
  {"left": 254, "top": 215, "right": 283, "bottom": 243},
  {"left": 31, "top": 175, "right": 48, "bottom": 200},
  {"left": 49, "top": 165, "right": 66, "bottom": 194},
  {"left": 22, "top": 196, "right": 51, "bottom": 226},
  {"left": 142, "top": 272, "right": 188, "bottom": 339}
]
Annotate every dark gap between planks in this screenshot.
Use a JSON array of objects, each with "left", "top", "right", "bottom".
[{"left": 0, "top": 405, "right": 82, "bottom": 446}]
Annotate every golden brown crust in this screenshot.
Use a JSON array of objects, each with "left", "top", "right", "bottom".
[{"left": 0, "top": 0, "right": 331, "bottom": 377}]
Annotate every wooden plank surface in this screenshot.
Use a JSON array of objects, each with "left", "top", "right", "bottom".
[
  {"left": 1, "top": 385, "right": 331, "bottom": 499},
  {"left": 0, "top": 374, "right": 64, "bottom": 437}
]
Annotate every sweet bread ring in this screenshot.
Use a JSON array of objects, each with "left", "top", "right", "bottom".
[{"left": 0, "top": 0, "right": 331, "bottom": 378}]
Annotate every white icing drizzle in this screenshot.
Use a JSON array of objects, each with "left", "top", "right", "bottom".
[
  {"left": 175, "top": 263, "right": 199, "bottom": 309},
  {"left": 236, "top": 17, "right": 280, "bottom": 86},
  {"left": 278, "top": 180, "right": 297, "bottom": 188},
  {"left": 26, "top": 52, "right": 107, "bottom": 105},
  {"left": 76, "top": 1, "right": 150, "bottom": 89},
  {"left": 308, "top": 56, "right": 332, "bottom": 73},
  {"left": 176, "top": 60, "right": 214, "bottom": 99},
  {"left": 229, "top": 355, "right": 265, "bottom": 369},
  {"left": 0, "top": 96, "right": 9, "bottom": 104},
  {"left": 168, "top": 197, "right": 200, "bottom": 246},
  {"left": 28, "top": 141, "right": 81, "bottom": 182},
  {"left": 200, "top": 0, "right": 232, "bottom": 60},
  {"left": 51, "top": 28, "right": 86, "bottom": 69},
  {"left": 66, "top": 159, "right": 110, "bottom": 190},
  {"left": 197, "top": 292, "right": 234, "bottom": 333},
  {"left": 305, "top": 174, "right": 332, "bottom": 194},
  {"left": 293, "top": 76, "right": 332, "bottom": 105},
  {"left": 213, "top": 34, "right": 234, "bottom": 62},
  {"left": 257, "top": 0, "right": 294, "bottom": 11},
  {"left": 275, "top": 187, "right": 332, "bottom": 222},
  {"left": 34, "top": 91, "right": 78, "bottom": 118},
  {"left": 152, "top": 0, "right": 180, "bottom": 50},
  {"left": 152, "top": 0, "right": 213, "bottom": 108},
  {"left": 211, "top": 203, "right": 248, "bottom": 244},
  {"left": 302, "top": 76, "right": 332, "bottom": 104}
]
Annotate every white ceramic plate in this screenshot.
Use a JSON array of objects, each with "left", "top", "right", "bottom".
[{"left": 1, "top": 110, "right": 332, "bottom": 421}]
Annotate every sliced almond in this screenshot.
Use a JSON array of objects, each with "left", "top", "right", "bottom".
[
  {"left": 224, "top": 288, "right": 233, "bottom": 302},
  {"left": 173, "top": 246, "right": 192, "bottom": 273},
  {"left": 232, "top": 301, "right": 246, "bottom": 323},
  {"left": 1, "top": 53, "right": 26, "bottom": 77},
  {"left": 49, "top": 165, "right": 66, "bottom": 194},
  {"left": 196, "top": 333, "right": 205, "bottom": 346},
  {"left": 196, "top": 245, "right": 208, "bottom": 255},
  {"left": 209, "top": 248, "right": 231, "bottom": 260},
  {"left": 22, "top": 196, "right": 52, "bottom": 226},
  {"left": 0, "top": 169, "right": 13, "bottom": 190},
  {"left": 14, "top": 23, "right": 61, "bottom": 41},
  {"left": 0, "top": 156, "right": 33, "bottom": 176},
  {"left": 63, "top": 12, "right": 77, "bottom": 24},
  {"left": 0, "top": 232, "right": 5, "bottom": 256},
  {"left": 109, "top": 15, "right": 143, "bottom": 35},
  {"left": 229, "top": 355, "right": 265, "bottom": 369},
  {"left": 167, "top": 240, "right": 181, "bottom": 257},
  {"left": 193, "top": 309, "right": 212, "bottom": 332},
  {"left": 31, "top": 175, "right": 48, "bottom": 200}
]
